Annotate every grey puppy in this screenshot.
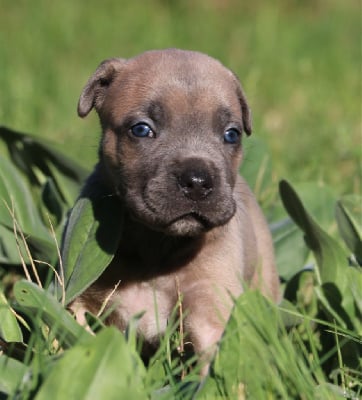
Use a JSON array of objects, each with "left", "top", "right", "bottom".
[{"left": 70, "top": 48, "right": 280, "bottom": 369}]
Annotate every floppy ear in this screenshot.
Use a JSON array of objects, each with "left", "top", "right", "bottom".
[
  {"left": 77, "top": 58, "right": 126, "bottom": 118},
  {"left": 237, "top": 85, "right": 252, "bottom": 136}
]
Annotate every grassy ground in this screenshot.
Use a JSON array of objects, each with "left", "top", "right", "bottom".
[{"left": 0, "top": 0, "right": 360, "bottom": 194}]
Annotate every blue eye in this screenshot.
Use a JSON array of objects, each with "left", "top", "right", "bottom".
[
  {"left": 131, "top": 123, "right": 154, "bottom": 138},
  {"left": 224, "top": 128, "right": 240, "bottom": 144}
]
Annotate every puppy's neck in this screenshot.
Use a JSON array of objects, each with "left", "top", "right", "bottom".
[{"left": 115, "top": 213, "right": 205, "bottom": 281}]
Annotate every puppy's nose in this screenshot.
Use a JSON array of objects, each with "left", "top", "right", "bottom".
[{"left": 178, "top": 166, "right": 213, "bottom": 201}]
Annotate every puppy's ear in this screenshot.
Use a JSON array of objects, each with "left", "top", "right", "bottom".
[
  {"left": 237, "top": 86, "right": 252, "bottom": 136},
  {"left": 78, "top": 58, "right": 126, "bottom": 118}
]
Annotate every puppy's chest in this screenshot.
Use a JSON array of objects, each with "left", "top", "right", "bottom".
[
  {"left": 84, "top": 265, "right": 201, "bottom": 341},
  {"left": 81, "top": 251, "right": 240, "bottom": 340},
  {"left": 83, "top": 244, "right": 187, "bottom": 325},
  {"left": 75, "top": 224, "right": 245, "bottom": 340},
  {"left": 109, "top": 277, "right": 179, "bottom": 333}
]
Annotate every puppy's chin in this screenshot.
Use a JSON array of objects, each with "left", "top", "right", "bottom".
[
  {"left": 164, "top": 214, "right": 211, "bottom": 237},
  {"left": 130, "top": 211, "right": 210, "bottom": 237}
]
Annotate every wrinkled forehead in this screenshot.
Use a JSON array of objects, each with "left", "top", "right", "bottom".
[{"left": 108, "top": 50, "right": 242, "bottom": 115}]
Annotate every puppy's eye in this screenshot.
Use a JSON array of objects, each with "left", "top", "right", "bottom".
[
  {"left": 131, "top": 123, "right": 154, "bottom": 138},
  {"left": 223, "top": 128, "right": 240, "bottom": 144}
]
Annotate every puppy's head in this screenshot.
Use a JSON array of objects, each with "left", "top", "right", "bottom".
[{"left": 78, "top": 49, "right": 252, "bottom": 236}]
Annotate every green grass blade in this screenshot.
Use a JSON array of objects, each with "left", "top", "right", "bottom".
[
  {"left": 35, "top": 327, "right": 146, "bottom": 400},
  {"left": 198, "top": 291, "right": 322, "bottom": 399},
  {"left": 336, "top": 196, "right": 362, "bottom": 263},
  {"left": 60, "top": 193, "right": 122, "bottom": 304},
  {"left": 279, "top": 180, "right": 348, "bottom": 286},
  {"left": 0, "top": 355, "right": 29, "bottom": 396},
  {"left": 0, "top": 157, "right": 50, "bottom": 241},
  {"left": 0, "top": 127, "right": 88, "bottom": 184},
  {"left": 0, "top": 292, "right": 23, "bottom": 342},
  {"left": 14, "top": 280, "right": 91, "bottom": 348},
  {"left": 272, "top": 216, "right": 309, "bottom": 280}
]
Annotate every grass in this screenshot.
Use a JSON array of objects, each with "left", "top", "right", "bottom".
[{"left": 0, "top": 0, "right": 360, "bottom": 194}]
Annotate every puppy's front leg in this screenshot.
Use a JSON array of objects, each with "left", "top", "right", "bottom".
[{"left": 185, "top": 306, "right": 228, "bottom": 375}]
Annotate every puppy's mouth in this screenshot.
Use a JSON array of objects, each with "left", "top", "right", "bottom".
[
  {"left": 166, "top": 212, "right": 213, "bottom": 236},
  {"left": 129, "top": 201, "right": 215, "bottom": 236},
  {"left": 124, "top": 176, "right": 236, "bottom": 237}
]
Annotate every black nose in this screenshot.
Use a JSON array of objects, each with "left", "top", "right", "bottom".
[{"left": 178, "top": 165, "right": 214, "bottom": 201}]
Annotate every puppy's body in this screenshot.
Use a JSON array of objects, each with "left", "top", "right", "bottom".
[{"left": 70, "top": 49, "right": 279, "bottom": 361}]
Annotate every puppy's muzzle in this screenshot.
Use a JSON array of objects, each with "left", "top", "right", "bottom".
[
  {"left": 177, "top": 159, "right": 213, "bottom": 201},
  {"left": 130, "top": 155, "right": 235, "bottom": 236}
]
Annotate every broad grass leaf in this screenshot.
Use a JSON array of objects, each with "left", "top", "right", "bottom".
[
  {"left": 0, "top": 127, "right": 87, "bottom": 267},
  {"left": 289, "top": 182, "right": 336, "bottom": 228},
  {"left": 40, "top": 178, "right": 65, "bottom": 226},
  {"left": 271, "top": 182, "right": 335, "bottom": 281},
  {"left": 27, "top": 134, "right": 88, "bottom": 185},
  {"left": 348, "top": 267, "right": 362, "bottom": 318},
  {"left": 271, "top": 216, "right": 308, "bottom": 280},
  {"left": 14, "top": 280, "right": 90, "bottom": 348},
  {"left": 60, "top": 194, "right": 122, "bottom": 304},
  {"left": 0, "top": 157, "right": 49, "bottom": 241},
  {"left": 45, "top": 160, "right": 86, "bottom": 207},
  {"left": 317, "top": 267, "right": 362, "bottom": 333},
  {"left": 27, "top": 233, "right": 58, "bottom": 261},
  {"left": 0, "top": 223, "right": 56, "bottom": 266},
  {"left": 279, "top": 180, "right": 347, "bottom": 287},
  {"left": 35, "top": 327, "right": 146, "bottom": 400},
  {"left": 0, "top": 292, "right": 23, "bottom": 342},
  {"left": 0, "top": 224, "right": 22, "bottom": 264},
  {"left": 0, "top": 355, "right": 29, "bottom": 396},
  {"left": 279, "top": 181, "right": 361, "bottom": 328},
  {"left": 0, "top": 126, "right": 86, "bottom": 233},
  {"left": 336, "top": 195, "right": 362, "bottom": 263},
  {"left": 0, "top": 126, "right": 87, "bottom": 187},
  {"left": 283, "top": 269, "right": 318, "bottom": 316}
]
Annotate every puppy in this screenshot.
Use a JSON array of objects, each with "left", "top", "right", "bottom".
[{"left": 70, "top": 49, "right": 280, "bottom": 369}]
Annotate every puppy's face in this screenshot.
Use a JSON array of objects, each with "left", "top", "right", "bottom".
[{"left": 78, "top": 49, "right": 252, "bottom": 236}]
